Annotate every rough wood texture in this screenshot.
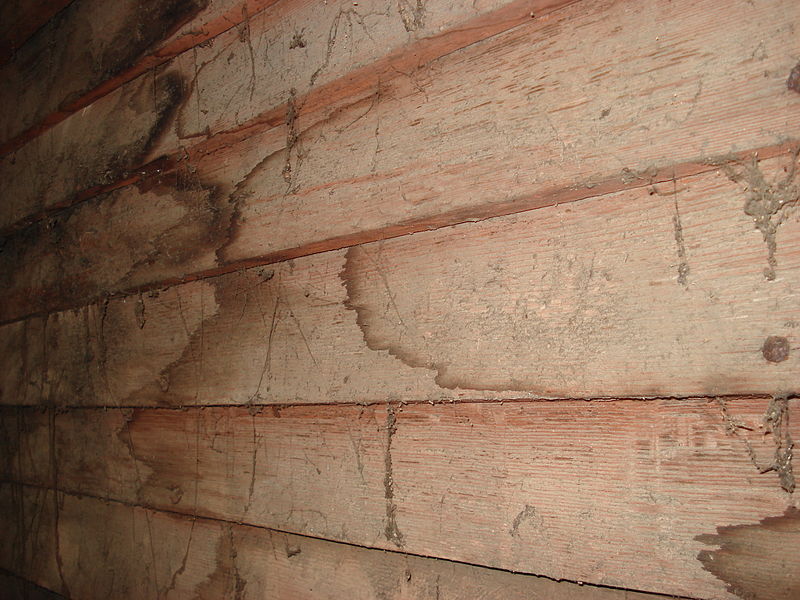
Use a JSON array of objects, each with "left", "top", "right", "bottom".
[
  {"left": 1, "top": 398, "right": 797, "bottom": 598},
  {"left": 0, "top": 70, "right": 183, "bottom": 233},
  {"left": 0, "top": 0, "right": 286, "bottom": 156},
  {"left": 2, "top": 0, "right": 798, "bottom": 322},
  {"left": 0, "top": 484, "right": 669, "bottom": 600},
  {"left": 1, "top": 157, "right": 797, "bottom": 401},
  {"left": 0, "top": 0, "right": 565, "bottom": 234},
  {"left": 0, "top": 573, "right": 65, "bottom": 600},
  {"left": 0, "top": 0, "right": 72, "bottom": 65},
  {"left": 2, "top": 0, "right": 798, "bottom": 597}
]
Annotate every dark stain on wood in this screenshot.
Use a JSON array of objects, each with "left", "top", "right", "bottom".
[
  {"left": 0, "top": 151, "right": 237, "bottom": 324},
  {"left": 696, "top": 508, "right": 800, "bottom": 600},
  {"left": 75, "top": 0, "right": 209, "bottom": 107},
  {"left": 788, "top": 61, "right": 800, "bottom": 94},
  {"left": 341, "top": 241, "right": 619, "bottom": 394},
  {"left": 762, "top": 336, "right": 790, "bottom": 363}
]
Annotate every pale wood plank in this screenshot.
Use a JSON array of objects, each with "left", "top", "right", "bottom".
[
  {"left": 2, "top": 398, "right": 798, "bottom": 598},
  {"left": 0, "top": 483, "right": 667, "bottom": 599},
  {"left": 1, "top": 157, "right": 797, "bottom": 400}
]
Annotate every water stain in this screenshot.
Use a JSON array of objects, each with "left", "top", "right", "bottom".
[{"left": 697, "top": 508, "right": 800, "bottom": 600}]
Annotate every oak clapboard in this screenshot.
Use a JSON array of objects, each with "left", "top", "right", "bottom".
[{"left": 0, "top": 0, "right": 285, "bottom": 156}]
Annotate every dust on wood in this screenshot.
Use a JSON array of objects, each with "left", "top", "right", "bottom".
[
  {"left": 509, "top": 504, "right": 540, "bottom": 538},
  {"left": 397, "top": 0, "right": 425, "bottom": 32}
]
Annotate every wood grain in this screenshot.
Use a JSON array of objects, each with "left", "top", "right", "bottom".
[
  {"left": 2, "top": 0, "right": 798, "bottom": 323},
  {"left": 0, "top": 0, "right": 285, "bottom": 156},
  {"left": 0, "top": 0, "right": 566, "bottom": 234},
  {"left": 2, "top": 397, "right": 798, "bottom": 598},
  {"left": 0, "top": 483, "right": 669, "bottom": 599},
  {"left": 0, "top": 571, "right": 65, "bottom": 600},
  {"left": 1, "top": 156, "right": 797, "bottom": 401},
  {"left": 0, "top": 0, "right": 72, "bottom": 65}
]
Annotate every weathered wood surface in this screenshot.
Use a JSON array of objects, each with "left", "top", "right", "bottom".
[
  {"left": 0, "top": 0, "right": 286, "bottom": 156},
  {"left": 0, "top": 571, "right": 65, "bottom": 600},
  {"left": 2, "top": 0, "right": 799, "bottom": 323},
  {"left": 0, "top": 483, "right": 668, "bottom": 600},
  {"left": 0, "top": 0, "right": 567, "bottom": 234},
  {"left": 1, "top": 157, "right": 798, "bottom": 401},
  {"left": 0, "top": 70, "right": 184, "bottom": 234},
  {"left": 1, "top": 398, "right": 797, "bottom": 598},
  {"left": 0, "top": 0, "right": 72, "bottom": 65}
]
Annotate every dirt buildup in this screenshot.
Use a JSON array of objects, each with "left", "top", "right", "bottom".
[
  {"left": 719, "top": 396, "right": 795, "bottom": 493},
  {"left": 720, "top": 149, "right": 799, "bottom": 280},
  {"left": 383, "top": 405, "right": 405, "bottom": 547},
  {"left": 289, "top": 31, "right": 306, "bottom": 49},
  {"left": 762, "top": 395, "right": 795, "bottom": 493},
  {"left": 135, "top": 294, "right": 146, "bottom": 329},
  {"left": 788, "top": 61, "right": 800, "bottom": 93}
]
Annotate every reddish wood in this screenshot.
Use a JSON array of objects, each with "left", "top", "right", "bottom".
[
  {"left": 0, "top": 0, "right": 568, "bottom": 234},
  {"left": 1, "top": 0, "right": 798, "bottom": 326},
  {"left": 1, "top": 156, "right": 797, "bottom": 400},
  {"left": 1, "top": 398, "right": 797, "bottom": 598}
]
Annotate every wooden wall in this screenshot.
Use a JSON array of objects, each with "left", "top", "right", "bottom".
[{"left": 1, "top": 0, "right": 799, "bottom": 598}]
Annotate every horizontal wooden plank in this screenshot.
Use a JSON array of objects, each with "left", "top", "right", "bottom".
[
  {"left": 0, "top": 0, "right": 72, "bottom": 65},
  {"left": 0, "top": 0, "right": 285, "bottom": 156},
  {"left": 0, "top": 0, "right": 559, "bottom": 234},
  {"left": 0, "top": 69, "right": 184, "bottom": 234},
  {"left": 0, "top": 571, "right": 64, "bottom": 600},
  {"left": 2, "top": 398, "right": 798, "bottom": 598},
  {"left": 1, "top": 155, "right": 798, "bottom": 401},
  {"left": 2, "top": 0, "right": 798, "bottom": 322},
  {"left": 0, "top": 483, "right": 667, "bottom": 600}
]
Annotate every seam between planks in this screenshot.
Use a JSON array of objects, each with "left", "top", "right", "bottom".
[
  {"left": 0, "top": 393, "right": 793, "bottom": 412},
  {"left": 0, "top": 138, "right": 795, "bottom": 328}
]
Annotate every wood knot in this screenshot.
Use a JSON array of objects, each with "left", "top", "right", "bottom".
[{"left": 762, "top": 335, "right": 790, "bottom": 363}]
